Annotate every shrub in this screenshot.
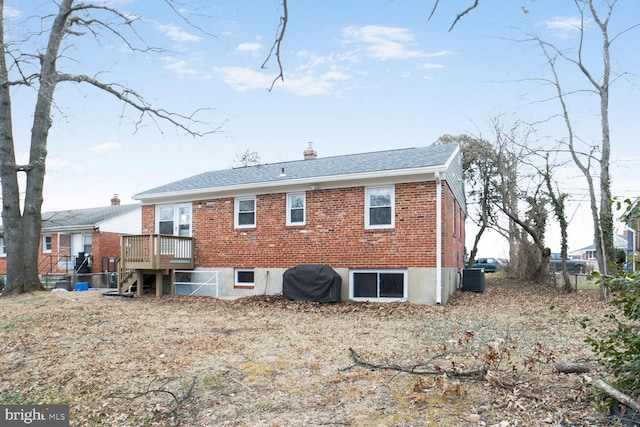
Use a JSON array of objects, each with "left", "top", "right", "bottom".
[{"left": 582, "top": 270, "right": 640, "bottom": 399}]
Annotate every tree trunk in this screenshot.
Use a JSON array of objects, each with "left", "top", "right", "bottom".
[
  {"left": 0, "top": 3, "right": 37, "bottom": 295},
  {"left": 594, "top": 0, "right": 614, "bottom": 277},
  {"left": 0, "top": 0, "right": 74, "bottom": 295}
]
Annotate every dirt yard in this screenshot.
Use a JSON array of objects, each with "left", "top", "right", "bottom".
[{"left": 0, "top": 277, "right": 615, "bottom": 426}]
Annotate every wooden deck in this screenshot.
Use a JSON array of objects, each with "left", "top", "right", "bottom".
[{"left": 120, "top": 234, "right": 194, "bottom": 270}]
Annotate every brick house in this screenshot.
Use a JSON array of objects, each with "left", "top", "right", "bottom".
[
  {"left": 0, "top": 196, "right": 141, "bottom": 286},
  {"left": 126, "top": 143, "right": 466, "bottom": 305}
]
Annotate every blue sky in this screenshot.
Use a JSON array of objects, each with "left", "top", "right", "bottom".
[{"left": 5, "top": 0, "right": 640, "bottom": 255}]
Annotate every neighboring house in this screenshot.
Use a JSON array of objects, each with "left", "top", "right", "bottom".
[
  {"left": 0, "top": 196, "right": 141, "bottom": 286},
  {"left": 625, "top": 196, "right": 640, "bottom": 271},
  {"left": 570, "top": 234, "right": 631, "bottom": 272},
  {"left": 123, "top": 143, "right": 466, "bottom": 305}
]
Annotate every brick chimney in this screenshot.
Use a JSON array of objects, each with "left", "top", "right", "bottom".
[
  {"left": 303, "top": 142, "right": 317, "bottom": 160},
  {"left": 110, "top": 194, "right": 121, "bottom": 206}
]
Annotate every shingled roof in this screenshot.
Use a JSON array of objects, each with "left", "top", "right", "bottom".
[
  {"left": 35, "top": 204, "right": 139, "bottom": 232},
  {"left": 0, "top": 204, "right": 139, "bottom": 234},
  {"left": 135, "top": 144, "right": 459, "bottom": 199}
]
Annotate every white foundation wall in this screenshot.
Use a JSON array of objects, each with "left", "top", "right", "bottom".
[{"left": 191, "top": 266, "right": 461, "bottom": 305}]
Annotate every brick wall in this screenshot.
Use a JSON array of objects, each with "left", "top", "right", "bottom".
[
  {"left": 441, "top": 183, "right": 466, "bottom": 269},
  {"left": 0, "top": 231, "right": 127, "bottom": 276},
  {"left": 141, "top": 205, "right": 155, "bottom": 234},
  {"left": 145, "top": 180, "right": 465, "bottom": 270},
  {"left": 90, "top": 231, "right": 122, "bottom": 272}
]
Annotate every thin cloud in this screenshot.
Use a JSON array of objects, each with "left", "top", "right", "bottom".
[
  {"left": 236, "top": 42, "right": 262, "bottom": 54},
  {"left": 341, "top": 25, "right": 426, "bottom": 60},
  {"left": 214, "top": 66, "right": 349, "bottom": 96},
  {"left": 544, "top": 17, "right": 588, "bottom": 37},
  {"left": 157, "top": 23, "right": 202, "bottom": 43},
  {"left": 162, "top": 57, "right": 211, "bottom": 79},
  {"left": 284, "top": 70, "right": 350, "bottom": 96},
  {"left": 214, "top": 67, "right": 274, "bottom": 91},
  {"left": 89, "top": 143, "right": 122, "bottom": 154},
  {"left": 3, "top": 6, "right": 21, "bottom": 19},
  {"left": 424, "top": 50, "right": 452, "bottom": 58},
  {"left": 216, "top": 25, "right": 443, "bottom": 95}
]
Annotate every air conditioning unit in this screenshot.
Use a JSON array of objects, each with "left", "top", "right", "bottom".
[{"left": 462, "top": 268, "right": 485, "bottom": 292}]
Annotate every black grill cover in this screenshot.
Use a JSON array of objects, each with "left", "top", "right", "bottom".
[{"left": 282, "top": 264, "right": 342, "bottom": 303}]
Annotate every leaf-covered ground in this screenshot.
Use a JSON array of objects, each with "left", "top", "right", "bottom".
[{"left": 0, "top": 277, "right": 616, "bottom": 426}]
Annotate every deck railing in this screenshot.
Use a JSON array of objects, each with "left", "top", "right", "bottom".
[{"left": 120, "top": 234, "right": 194, "bottom": 270}]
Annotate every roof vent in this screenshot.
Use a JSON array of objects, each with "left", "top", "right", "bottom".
[
  {"left": 303, "top": 142, "right": 317, "bottom": 160},
  {"left": 279, "top": 167, "right": 286, "bottom": 177},
  {"left": 111, "top": 194, "right": 121, "bottom": 206}
]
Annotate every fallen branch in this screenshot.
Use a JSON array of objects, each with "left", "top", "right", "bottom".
[
  {"left": 110, "top": 376, "right": 197, "bottom": 427},
  {"left": 587, "top": 376, "right": 640, "bottom": 413},
  {"left": 554, "top": 362, "right": 590, "bottom": 374},
  {"left": 347, "top": 347, "right": 486, "bottom": 378}
]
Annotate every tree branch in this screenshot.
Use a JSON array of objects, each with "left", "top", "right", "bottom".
[
  {"left": 347, "top": 347, "right": 487, "bottom": 378},
  {"left": 448, "top": 0, "right": 479, "bottom": 32},
  {"left": 587, "top": 376, "right": 640, "bottom": 412},
  {"left": 56, "top": 73, "right": 220, "bottom": 136},
  {"left": 262, "top": 0, "right": 288, "bottom": 91},
  {"left": 111, "top": 376, "right": 197, "bottom": 427}
]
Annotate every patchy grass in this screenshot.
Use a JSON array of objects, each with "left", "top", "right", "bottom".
[{"left": 0, "top": 278, "right": 614, "bottom": 426}]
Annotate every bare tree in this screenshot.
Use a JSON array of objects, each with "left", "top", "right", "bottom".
[
  {"left": 439, "top": 119, "right": 555, "bottom": 282},
  {"left": 430, "top": 1, "right": 638, "bottom": 279},
  {"left": 529, "top": 0, "right": 639, "bottom": 276},
  {"left": 233, "top": 149, "right": 261, "bottom": 168},
  {"left": 541, "top": 155, "right": 573, "bottom": 292},
  {"left": 0, "top": 1, "right": 215, "bottom": 295}
]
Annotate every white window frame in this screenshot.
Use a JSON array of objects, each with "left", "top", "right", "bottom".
[
  {"left": 235, "top": 269, "right": 255, "bottom": 287},
  {"left": 235, "top": 197, "right": 256, "bottom": 228},
  {"left": 365, "top": 186, "right": 395, "bottom": 229},
  {"left": 156, "top": 203, "right": 192, "bottom": 237},
  {"left": 0, "top": 237, "right": 5, "bottom": 257},
  {"left": 349, "top": 269, "right": 408, "bottom": 302},
  {"left": 286, "top": 192, "right": 306, "bottom": 226},
  {"left": 83, "top": 234, "right": 92, "bottom": 255},
  {"left": 43, "top": 235, "right": 52, "bottom": 253}
]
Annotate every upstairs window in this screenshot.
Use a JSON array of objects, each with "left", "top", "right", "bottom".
[
  {"left": 286, "top": 193, "right": 306, "bottom": 226},
  {"left": 365, "top": 186, "right": 394, "bottom": 229},
  {"left": 0, "top": 237, "right": 5, "bottom": 257},
  {"left": 157, "top": 204, "right": 192, "bottom": 237},
  {"left": 235, "top": 197, "right": 256, "bottom": 228}
]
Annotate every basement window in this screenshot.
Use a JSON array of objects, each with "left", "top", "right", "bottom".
[
  {"left": 235, "top": 269, "right": 255, "bottom": 289},
  {"left": 350, "top": 269, "right": 407, "bottom": 302}
]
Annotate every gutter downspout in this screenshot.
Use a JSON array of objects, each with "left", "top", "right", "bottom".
[{"left": 435, "top": 171, "right": 442, "bottom": 305}]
